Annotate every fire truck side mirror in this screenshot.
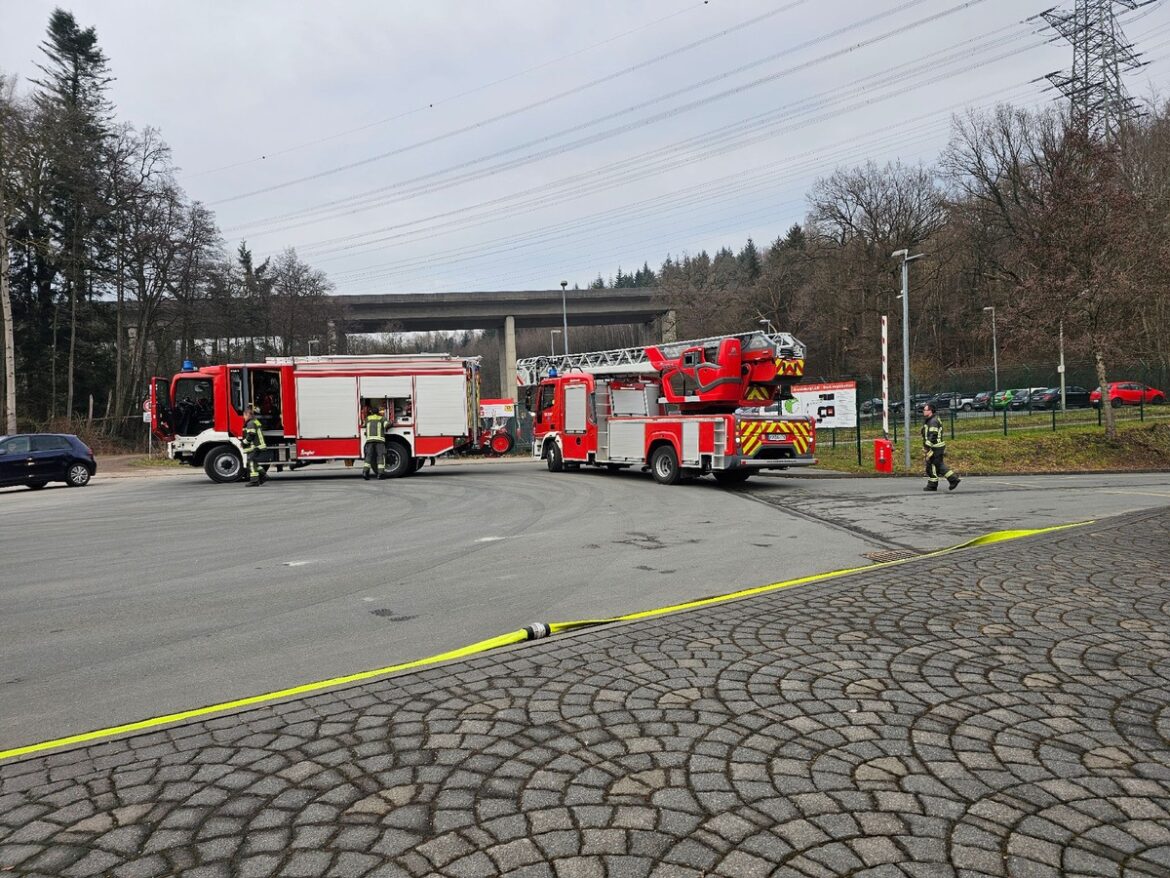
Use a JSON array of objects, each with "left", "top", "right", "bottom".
[{"left": 523, "top": 386, "right": 535, "bottom": 414}]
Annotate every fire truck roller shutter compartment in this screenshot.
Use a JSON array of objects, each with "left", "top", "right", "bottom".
[
  {"left": 297, "top": 376, "right": 360, "bottom": 438},
  {"left": 415, "top": 374, "right": 469, "bottom": 436},
  {"left": 359, "top": 376, "right": 413, "bottom": 400},
  {"left": 611, "top": 388, "right": 649, "bottom": 417},
  {"left": 565, "top": 384, "right": 589, "bottom": 433},
  {"left": 683, "top": 421, "right": 700, "bottom": 465},
  {"left": 609, "top": 420, "right": 645, "bottom": 461}
]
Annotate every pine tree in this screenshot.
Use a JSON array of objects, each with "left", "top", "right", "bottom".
[
  {"left": 32, "top": 8, "right": 113, "bottom": 417},
  {"left": 737, "top": 238, "right": 761, "bottom": 281}
]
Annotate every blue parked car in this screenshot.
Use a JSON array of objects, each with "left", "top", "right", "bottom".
[{"left": 0, "top": 433, "right": 97, "bottom": 490}]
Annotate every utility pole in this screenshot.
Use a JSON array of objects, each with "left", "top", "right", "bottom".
[
  {"left": 1042, "top": 0, "right": 1151, "bottom": 141},
  {"left": 892, "top": 249, "right": 924, "bottom": 472},
  {"left": 983, "top": 306, "right": 998, "bottom": 396},
  {"left": 559, "top": 281, "right": 569, "bottom": 356},
  {"left": 1059, "top": 321, "right": 1067, "bottom": 411}
]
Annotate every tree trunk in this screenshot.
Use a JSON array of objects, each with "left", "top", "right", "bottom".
[
  {"left": 113, "top": 249, "right": 124, "bottom": 432},
  {"left": 1093, "top": 344, "right": 1116, "bottom": 441},
  {"left": 0, "top": 204, "right": 15, "bottom": 435}
]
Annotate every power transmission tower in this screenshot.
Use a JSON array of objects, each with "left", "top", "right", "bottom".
[{"left": 1041, "top": 0, "right": 1155, "bottom": 140}]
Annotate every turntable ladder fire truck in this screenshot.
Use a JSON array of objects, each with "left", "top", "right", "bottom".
[
  {"left": 151, "top": 354, "right": 481, "bottom": 483},
  {"left": 517, "top": 330, "right": 815, "bottom": 485}
]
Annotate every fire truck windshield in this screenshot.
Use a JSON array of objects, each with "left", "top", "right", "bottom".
[{"left": 173, "top": 377, "right": 214, "bottom": 436}]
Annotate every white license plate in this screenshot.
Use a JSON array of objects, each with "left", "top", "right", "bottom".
[{"left": 766, "top": 433, "right": 791, "bottom": 442}]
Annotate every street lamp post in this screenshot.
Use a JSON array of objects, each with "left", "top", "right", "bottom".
[
  {"left": 550, "top": 329, "right": 561, "bottom": 356},
  {"left": 982, "top": 306, "right": 998, "bottom": 398},
  {"left": 892, "top": 249, "right": 924, "bottom": 471},
  {"left": 559, "top": 281, "right": 569, "bottom": 356}
]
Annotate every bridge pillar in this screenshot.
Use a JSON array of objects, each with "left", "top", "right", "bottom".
[
  {"left": 327, "top": 320, "right": 348, "bottom": 355},
  {"left": 661, "top": 309, "right": 677, "bottom": 343},
  {"left": 498, "top": 315, "right": 517, "bottom": 400}
]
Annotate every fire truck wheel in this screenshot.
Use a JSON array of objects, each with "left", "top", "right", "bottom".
[
  {"left": 650, "top": 445, "right": 681, "bottom": 485},
  {"left": 383, "top": 441, "right": 414, "bottom": 478},
  {"left": 713, "top": 469, "right": 752, "bottom": 484},
  {"left": 545, "top": 441, "right": 563, "bottom": 472},
  {"left": 204, "top": 446, "right": 243, "bottom": 483}
]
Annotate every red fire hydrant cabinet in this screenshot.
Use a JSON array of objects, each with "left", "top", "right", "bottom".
[{"left": 874, "top": 438, "right": 893, "bottom": 473}]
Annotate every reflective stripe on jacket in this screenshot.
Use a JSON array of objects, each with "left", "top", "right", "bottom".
[
  {"left": 365, "top": 413, "right": 386, "bottom": 442},
  {"left": 242, "top": 417, "right": 266, "bottom": 451},
  {"left": 921, "top": 416, "right": 945, "bottom": 450}
]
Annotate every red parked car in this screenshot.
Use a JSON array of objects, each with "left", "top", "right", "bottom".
[{"left": 1090, "top": 382, "right": 1166, "bottom": 408}]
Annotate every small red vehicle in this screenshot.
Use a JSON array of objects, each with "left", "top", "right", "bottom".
[{"left": 1089, "top": 381, "right": 1166, "bottom": 408}]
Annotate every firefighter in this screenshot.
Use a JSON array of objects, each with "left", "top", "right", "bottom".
[
  {"left": 241, "top": 403, "right": 267, "bottom": 487},
  {"left": 921, "top": 403, "right": 960, "bottom": 492},
  {"left": 363, "top": 401, "right": 387, "bottom": 480}
]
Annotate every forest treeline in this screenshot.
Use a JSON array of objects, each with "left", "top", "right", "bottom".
[
  {"left": 0, "top": 10, "right": 337, "bottom": 435},
  {"left": 3, "top": 9, "right": 1169, "bottom": 442},
  {"left": 590, "top": 103, "right": 1170, "bottom": 438}
]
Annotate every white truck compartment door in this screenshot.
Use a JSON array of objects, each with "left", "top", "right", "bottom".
[
  {"left": 608, "top": 421, "right": 644, "bottom": 460},
  {"left": 682, "top": 420, "right": 700, "bottom": 464},
  {"left": 611, "top": 388, "right": 648, "bottom": 417},
  {"left": 359, "top": 376, "right": 413, "bottom": 398},
  {"left": 415, "top": 374, "right": 469, "bottom": 436},
  {"left": 297, "top": 376, "right": 359, "bottom": 438},
  {"left": 565, "top": 383, "right": 588, "bottom": 433}
]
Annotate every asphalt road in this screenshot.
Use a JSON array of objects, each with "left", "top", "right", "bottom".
[{"left": 2, "top": 461, "right": 1168, "bottom": 750}]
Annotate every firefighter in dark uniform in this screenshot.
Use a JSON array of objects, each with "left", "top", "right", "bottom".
[
  {"left": 921, "top": 403, "right": 960, "bottom": 492},
  {"left": 363, "top": 402, "right": 387, "bottom": 480},
  {"left": 241, "top": 404, "right": 267, "bottom": 487}
]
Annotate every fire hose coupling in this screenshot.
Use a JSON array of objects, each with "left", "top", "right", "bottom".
[{"left": 523, "top": 622, "right": 551, "bottom": 641}]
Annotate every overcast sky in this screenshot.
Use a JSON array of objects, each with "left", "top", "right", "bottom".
[{"left": 3, "top": 0, "right": 1168, "bottom": 294}]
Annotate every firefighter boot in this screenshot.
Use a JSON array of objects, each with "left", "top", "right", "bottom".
[
  {"left": 363, "top": 468, "right": 370, "bottom": 481},
  {"left": 923, "top": 482, "right": 937, "bottom": 492},
  {"left": 948, "top": 475, "right": 961, "bottom": 491}
]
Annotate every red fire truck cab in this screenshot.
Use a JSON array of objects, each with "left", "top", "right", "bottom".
[
  {"left": 150, "top": 354, "right": 481, "bottom": 483},
  {"left": 519, "top": 331, "right": 816, "bottom": 485}
]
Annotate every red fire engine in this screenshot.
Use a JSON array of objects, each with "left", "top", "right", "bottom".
[
  {"left": 150, "top": 354, "right": 481, "bottom": 483},
  {"left": 518, "top": 330, "right": 816, "bottom": 485}
]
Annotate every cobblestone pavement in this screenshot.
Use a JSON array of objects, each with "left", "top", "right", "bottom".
[{"left": 2, "top": 510, "right": 1170, "bottom": 877}]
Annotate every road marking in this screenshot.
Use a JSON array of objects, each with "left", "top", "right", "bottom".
[
  {"left": 475, "top": 537, "right": 506, "bottom": 543},
  {"left": 0, "top": 521, "right": 1091, "bottom": 764},
  {"left": 283, "top": 560, "right": 315, "bottom": 567},
  {"left": 1098, "top": 490, "right": 1170, "bottom": 498}
]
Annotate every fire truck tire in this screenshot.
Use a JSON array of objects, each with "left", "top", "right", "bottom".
[
  {"left": 545, "top": 441, "right": 563, "bottom": 472},
  {"left": 383, "top": 441, "right": 414, "bottom": 478},
  {"left": 204, "top": 446, "right": 243, "bottom": 483},
  {"left": 412, "top": 457, "right": 425, "bottom": 472},
  {"left": 650, "top": 445, "right": 681, "bottom": 485},
  {"left": 713, "top": 469, "right": 752, "bottom": 484}
]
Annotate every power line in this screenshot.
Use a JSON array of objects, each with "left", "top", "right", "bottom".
[
  {"left": 208, "top": 0, "right": 817, "bottom": 205},
  {"left": 181, "top": 0, "right": 712, "bottom": 180},
  {"left": 225, "top": 0, "right": 985, "bottom": 232},
  {"left": 300, "top": 20, "right": 1038, "bottom": 261}
]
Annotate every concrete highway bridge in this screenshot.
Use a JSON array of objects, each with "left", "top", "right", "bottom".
[{"left": 332, "top": 289, "right": 676, "bottom": 397}]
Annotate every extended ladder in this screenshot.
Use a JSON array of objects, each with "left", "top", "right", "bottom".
[{"left": 515, "top": 330, "right": 804, "bottom": 386}]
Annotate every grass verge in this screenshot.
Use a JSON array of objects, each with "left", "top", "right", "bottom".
[{"left": 816, "top": 421, "right": 1170, "bottom": 475}]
